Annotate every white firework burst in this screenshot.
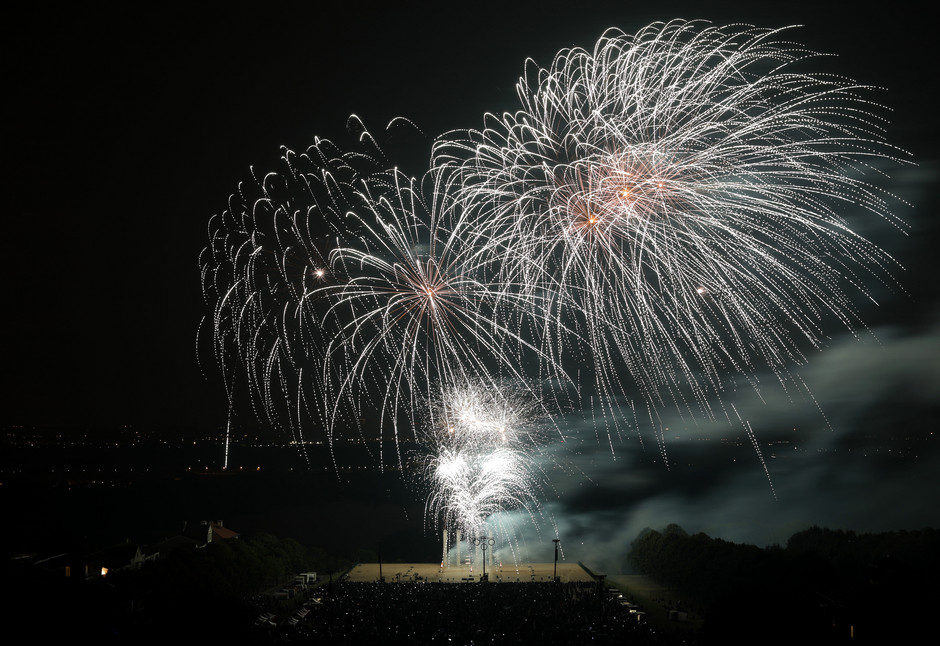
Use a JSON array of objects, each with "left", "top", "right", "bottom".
[
  {"left": 421, "top": 381, "right": 553, "bottom": 548},
  {"left": 436, "top": 19, "right": 909, "bottom": 435},
  {"left": 316, "top": 168, "right": 563, "bottom": 467},
  {"left": 202, "top": 21, "right": 910, "bottom": 500},
  {"left": 199, "top": 132, "right": 371, "bottom": 467}
]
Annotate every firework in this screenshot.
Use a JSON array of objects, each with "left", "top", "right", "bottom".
[
  {"left": 203, "top": 21, "right": 908, "bottom": 498},
  {"left": 315, "top": 166, "right": 567, "bottom": 467},
  {"left": 436, "top": 20, "right": 908, "bottom": 439},
  {"left": 199, "top": 119, "right": 391, "bottom": 466},
  {"left": 420, "top": 382, "right": 553, "bottom": 555},
  {"left": 201, "top": 112, "right": 571, "bottom": 472}
]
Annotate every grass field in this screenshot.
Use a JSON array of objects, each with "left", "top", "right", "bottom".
[{"left": 347, "top": 562, "right": 594, "bottom": 583}]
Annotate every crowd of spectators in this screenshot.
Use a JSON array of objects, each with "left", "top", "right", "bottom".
[{"left": 259, "top": 579, "right": 679, "bottom": 644}]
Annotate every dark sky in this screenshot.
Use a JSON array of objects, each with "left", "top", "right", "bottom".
[{"left": 6, "top": 1, "right": 938, "bottom": 555}]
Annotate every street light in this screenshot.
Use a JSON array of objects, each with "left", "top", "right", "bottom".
[{"left": 472, "top": 535, "right": 495, "bottom": 581}]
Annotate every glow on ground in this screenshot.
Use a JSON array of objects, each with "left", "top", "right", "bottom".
[{"left": 346, "top": 562, "right": 594, "bottom": 583}]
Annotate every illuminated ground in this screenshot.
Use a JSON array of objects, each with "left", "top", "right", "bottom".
[{"left": 347, "top": 562, "right": 594, "bottom": 583}]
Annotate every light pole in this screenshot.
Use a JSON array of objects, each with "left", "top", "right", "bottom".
[
  {"left": 472, "top": 535, "right": 495, "bottom": 581},
  {"left": 552, "top": 538, "right": 560, "bottom": 582}
]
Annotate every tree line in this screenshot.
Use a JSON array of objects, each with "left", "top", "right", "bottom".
[{"left": 627, "top": 523, "right": 939, "bottom": 644}]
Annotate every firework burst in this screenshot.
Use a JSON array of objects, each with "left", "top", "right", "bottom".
[
  {"left": 202, "top": 21, "right": 909, "bottom": 510},
  {"left": 199, "top": 132, "right": 374, "bottom": 466},
  {"left": 436, "top": 19, "right": 908, "bottom": 436},
  {"left": 420, "top": 381, "right": 554, "bottom": 552},
  {"left": 316, "top": 165, "right": 569, "bottom": 467}
]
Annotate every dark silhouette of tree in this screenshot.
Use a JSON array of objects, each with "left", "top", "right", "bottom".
[{"left": 627, "top": 524, "right": 938, "bottom": 645}]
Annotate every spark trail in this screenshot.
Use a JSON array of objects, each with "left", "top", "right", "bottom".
[
  {"left": 436, "top": 19, "right": 908, "bottom": 445},
  {"left": 203, "top": 21, "right": 908, "bottom": 502}
]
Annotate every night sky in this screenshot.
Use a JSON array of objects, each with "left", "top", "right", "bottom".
[{"left": 6, "top": 1, "right": 938, "bottom": 565}]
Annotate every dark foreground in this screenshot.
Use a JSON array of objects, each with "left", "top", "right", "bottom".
[{"left": 266, "top": 580, "right": 669, "bottom": 645}]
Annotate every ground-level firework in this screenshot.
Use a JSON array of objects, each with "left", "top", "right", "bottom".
[{"left": 419, "top": 382, "right": 557, "bottom": 565}]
